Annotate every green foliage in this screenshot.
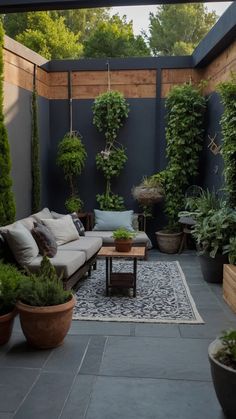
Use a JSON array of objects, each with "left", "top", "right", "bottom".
[
  {"left": 57, "top": 132, "right": 87, "bottom": 208},
  {"left": 224, "top": 237, "right": 236, "bottom": 265},
  {"left": 148, "top": 4, "right": 217, "bottom": 56},
  {"left": 31, "top": 89, "right": 41, "bottom": 213},
  {"left": 96, "top": 192, "right": 125, "bottom": 211},
  {"left": 217, "top": 76, "right": 236, "bottom": 208},
  {"left": 192, "top": 206, "right": 236, "bottom": 258},
  {"left": 84, "top": 15, "right": 150, "bottom": 58},
  {"left": 0, "top": 263, "right": 27, "bottom": 315},
  {"left": 65, "top": 196, "right": 83, "bottom": 213},
  {"left": 185, "top": 189, "right": 224, "bottom": 218},
  {"left": 163, "top": 83, "right": 206, "bottom": 230},
  {"left": 96, "top": 147, "right": 127, "bottom": 179},
  {"left": 93, "top": 91, "right": 129, "bottom": 144},
  {"left": 0, "top": 22, "right": 16, "bottom": 226},
  {"left": 215, "top": 330, "right": 236, "bottom": 370},
  {"left": 112, "top": 227, "right": 135, "bottom": 240},
  {"left": 19, "top": 256, "right": 72, "bottom": 307}
]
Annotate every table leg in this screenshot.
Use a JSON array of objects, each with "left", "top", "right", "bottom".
[{"left": 133, "top": 257, "right": 137, "bottom": 297}]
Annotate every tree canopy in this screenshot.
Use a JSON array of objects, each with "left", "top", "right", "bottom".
[{"left": 148, "top": 4, "right": 217, "bottom": 56}]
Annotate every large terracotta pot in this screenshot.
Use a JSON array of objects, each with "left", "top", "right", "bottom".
[
  {"left": 114, "top": 239, "right": 133, "bottom": 252},
  {"left": 155, "top": 230, "right": 183, "bottom": 254},
  {"left": 209, "top": 339, "right": 236, "bottom": 419},
  {"left": 16, "top": 295, "right": 75, "bottom": 349},
  {"left": 0, "top": 310, "right": 16, "bottom": 345}
]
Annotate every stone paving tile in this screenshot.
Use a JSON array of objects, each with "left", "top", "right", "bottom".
[
  {"left": 60, "top": 375, "right": 96, "bottom": 419},
  {"left": 13, "top": 372, "right": 74, "bottom": 419},
  {"left": 80, "top": 336, "right": 107, "bottom": 375},
  {"left": 69, "top": 320, "right": 132, "bottom": 336},
  {"left": 0, "top": 413, "right": 14, "bottom": 419},
  {"left": 187, "top": 284, "right": 223, "bottom": 309},
  {"left": 134, "top": 323, "right": 180, "bottom": 338},
  {"left": 0, "top": 368, "right": 39, "bottom": 413},
  {"left": 99, "top": 336, "right": 212, "bottom": 381},
  {"left": 85, "top": 376, "right": 224, "bottom": 419}
]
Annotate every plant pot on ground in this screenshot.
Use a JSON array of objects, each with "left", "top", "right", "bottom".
[
  {"left": 155, "top": 230, "right": 183, "bottom": 254},
  {"left": 112, "top": 228, "right": 136, "bottom": 252},
  {"left": 208, "top": 330, "right": 236, "bottom": 419},
  {"left": 16, "top": 256, "right": 75, "bottom": 349},
  {"left": 0, "top": 263, "right": 27, "bottom": 345}
]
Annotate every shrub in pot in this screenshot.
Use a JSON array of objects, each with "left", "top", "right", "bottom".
[
  {"left": 208, "top": 330, "right": 236, "bottom": 418},
  {"left": 16, "top": 256, "right": 75, "bottom": 349},
  {"left": 0, "top": 263, "right": 27, "bottom": 345},
  {"left": 112, "top": 228, "right": 136, "bottom": 252}
]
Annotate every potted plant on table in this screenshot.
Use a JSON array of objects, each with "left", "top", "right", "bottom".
[
  {"left": 113, "top": 227, "right": 136, "bottom": 252},
  {"left": 16, "top": 256, "right": 75, "bottom": 349},
  {"left": 208, "top": 330, "right": 236, "bottom": 419},
  {"left": 0, "top": 263, "right": 27, "bottom": 345}
]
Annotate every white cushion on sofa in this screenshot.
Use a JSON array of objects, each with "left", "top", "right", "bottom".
[
  {"left": 59, "top": 237, "right": 102, "bottom": 260},
  {"left": 33, "top": 207, "right": 53, "bottom": 222},
  {"left": 6, "top": 222, "right": 39, "bottom": 266},
  {"left": 42, "top": 215, "right": 79, "bottom": 246}
]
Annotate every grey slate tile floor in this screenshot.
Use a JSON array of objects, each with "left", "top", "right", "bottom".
[{"left": 0, "top": 250, "right": 235, "bottom": 419}]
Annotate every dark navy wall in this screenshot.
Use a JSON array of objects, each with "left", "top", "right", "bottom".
[{"left": 38, "top": 96, "right": 51, "bottom": 208}]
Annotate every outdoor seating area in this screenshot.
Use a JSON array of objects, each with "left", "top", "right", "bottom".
[{"left": 0, "top": 1, "right": 236, "bottom": 418}]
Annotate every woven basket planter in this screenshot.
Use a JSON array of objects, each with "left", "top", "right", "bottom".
[{"left": 132, "top": 186, "right": 164, "bottom": 206}]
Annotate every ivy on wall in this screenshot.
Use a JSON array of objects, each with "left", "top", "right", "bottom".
[
  {"left": 0, "top": 22, "right": 16, "bottom": 225},
  {"left": 31, "top": 86, "right": 41, "bottom": 213},
  {"left": 218, "top": 76, "right": 236, "bottom": 208},
  {"left": 93, "top": 90, "right": 129, "bottom": 211}
]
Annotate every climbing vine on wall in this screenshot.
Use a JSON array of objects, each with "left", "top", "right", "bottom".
[
  {"left": 31, "top": 86, "right": 41, "bottom": 213},
  {"left": 93, "top": 90, "right": 129, "bottom": 210},
  {"left": 0, "top": 22, "right": 16, "bottom": 225}
]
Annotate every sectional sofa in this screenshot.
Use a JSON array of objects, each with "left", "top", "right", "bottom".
[{"left": 0, "top": 208, "right": 151, "bottom": 289}]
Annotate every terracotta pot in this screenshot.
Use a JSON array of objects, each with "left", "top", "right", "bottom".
[
  {"left": 114, "top": 239, "right": 133, "bottom": 252},
  {"left": 0, "top": 310, "right": 16, "bottom": 345},
  {"left": 16, "top": 295, "right": 75, "bottom": 349},
  {"left": 155, "top": 230, "right": 183, "bottom": 254},
  {"left": 209, "top": 339, "right": 236, "bottom": 419}
]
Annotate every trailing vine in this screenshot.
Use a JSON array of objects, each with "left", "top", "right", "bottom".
[
  {"left": 31, "top": 86, "right": 41, "bottom": 213},
  {"left": 217, "top": 75, "right": 236, "bottom": 208},
  {"left": 0, "top": 22, "right": 16, "bottom": 225},
  {"left": 93, "top": 90, "right": 129, "bottom": 210}
]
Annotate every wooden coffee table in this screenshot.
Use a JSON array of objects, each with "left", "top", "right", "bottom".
[{"left": 97, "top": 246, "right": 146, "bottom": 297}]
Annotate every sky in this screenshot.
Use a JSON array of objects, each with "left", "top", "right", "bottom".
[{"left": 111, "top": 2, "right": 232, "bottom": 35}]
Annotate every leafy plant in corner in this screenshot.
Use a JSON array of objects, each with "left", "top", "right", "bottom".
[
  {"left": 214, "top": 330, "right": 236, "bottom": 370},
  {"left": 224, "top": 237, "right": 236, "bottom": 265},
  {"left": 217, "top": 75, "right": 236, "bottom": 208},
  {"left": 0, "top": 22, "right": 16, "bottom": 225},
  {"left": 31, "top": 88, "right": 41, "bottom": 213},
  {"left": 93, "top": 91, "right": 129, "bottom": 210},
  {"left": 57, "top": 132, "right": 87, "bottom": 213}
]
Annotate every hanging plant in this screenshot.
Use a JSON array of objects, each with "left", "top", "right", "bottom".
[
  {"left": 31, "top": 87, "right": 41, "bottom": 213},
  {"left": 57, "top": 132, "right": 87, "bottom": 213},
  {"left": 217, "top": 76, "right": 236, "bottom": 208},
  {"left": 93, "top": 90, "right": 129, "bottom": 211},
  {"left": 0, "top": 22, "right": 16, "bottom": 225}
]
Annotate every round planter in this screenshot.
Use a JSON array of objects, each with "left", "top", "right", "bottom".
[
  {"left": 16, "top": 295, "right": 75, "bottom": 349},
  {"left": 155, "top": 230, "right": 183, "bottom": 254},
  {"left": 114, "top": 239, "right": 133, "bottom": 252},
  {"left": 199, "top": 253, "right": 228, "bottom": 283},
  {"left": 0, "top": 310, "right": 16, "bottom": 345},
  {"left": 132, "top": 186, "right": 164, "bottom": 206},
  {"left": 208, "top": 339, "right": 236, "bottom": 419}
]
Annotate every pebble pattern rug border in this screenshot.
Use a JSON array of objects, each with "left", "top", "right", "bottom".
[{"left": 73, "top": 260, "right": 204, "bottom": 324}]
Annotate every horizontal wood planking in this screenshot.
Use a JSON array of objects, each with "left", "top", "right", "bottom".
[{"left": 161, "top": 68, "right": 203, "bottom": 98}]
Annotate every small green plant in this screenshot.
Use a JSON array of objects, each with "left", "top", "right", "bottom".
[
  {"left": 215, "top": 330, "right": 236, "bottom": 370},
  {"left": 65, "top": 196, "right": 83, "bottom": 213},
  {"left": 97, "top": 192, "right": 124, "bottom": 211},
  {"left": 18, "top": 256, "right": 72, "bottom": 307},
  {"left": 57, "top": 132, "right": 87, "bottom": 212},
  {"left": 0, "top": 263, "right": 27, "bottom": 315},
  {"left": 112, "top": 227, "right": 136, "bottom": 240},
  {"left": 224, "top": 237, "right": 236, "bottom": 265}
]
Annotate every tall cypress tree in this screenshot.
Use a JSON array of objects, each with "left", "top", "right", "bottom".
[{"left": 0, "top": 22, "right": 16, "bottom": 225}]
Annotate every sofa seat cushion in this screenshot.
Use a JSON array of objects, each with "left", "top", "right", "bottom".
[
  {"left": 85, "top": 231, "right": 152, "bottom": 249},
  {"left": 59, "top": 237, "right": 102, "bottom": 261},
  {"left": 27, "top": 250, "right": 86, "bottom": 279}
]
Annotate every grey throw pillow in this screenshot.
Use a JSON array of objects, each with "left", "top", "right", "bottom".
[
  {"left": 32, "top": 222, "right": 57, "bottom": 258},
  {"left": 6, "top": 222, "right": 39, "bottom": 266}
]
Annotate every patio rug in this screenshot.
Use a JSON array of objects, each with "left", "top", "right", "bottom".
[{"left": 73, "top": 260, "right": 204, "bottom": 324}]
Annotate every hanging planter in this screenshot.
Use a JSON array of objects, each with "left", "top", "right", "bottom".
[{"left": 132, "top": 185, "right": 164, "bottom": 206}]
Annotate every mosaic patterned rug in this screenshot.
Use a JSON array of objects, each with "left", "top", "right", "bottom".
[{"left": 73, "top": 260, "right": 204, "bottom": 323}]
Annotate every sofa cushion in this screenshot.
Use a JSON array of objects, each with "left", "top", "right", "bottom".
[
  {"left": 27, "top": 250, "right": 86, "bottom": 279},
  {"left": 41, "top": 215, "right": 79, "bottom": 246},
  {"left": 51, "top": 211, "right": 85, "bottom": 236},
  {"left": 59, "top": 237, "right": 102, "bottom": 260},
  {"left": 6, "top": 222, "right": 39, "bottom": 266},
  {"left": 93, "top": 209, "right": 134, "bottom": 231},
  {"left": 33, "top": 207, "right": 53, "bottom": 222},
  {"left": 31, "top": 222, "right": 57, "bottom": 258},
  {"left": 85, "top": 230, "right": 152, "bottom": 249}
]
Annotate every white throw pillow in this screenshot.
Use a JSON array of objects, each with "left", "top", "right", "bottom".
[
  {"left": 33, "top": 207, "right": 53, "bottom": 222},
  {"left": 41, "top": 215, "right": 79, "bottom": 246},
  {"left": 6, "top": 222, "right": 39, "bottom": 266}
]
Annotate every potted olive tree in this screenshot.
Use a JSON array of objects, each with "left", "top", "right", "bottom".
[
  {"left": 16, "top": 256, "right": 75, "bottom": 349},
  {"left": 208, "top": 330, "right": 236, "bottom": 418},
  {"left": 0, "top": 263, "right": 27, "bottom": 345},
  {"left": 57, "top": 131, "right": 87, "bottom": 213},
  {"left": 113, "top": 228, "right": 136, "bottom": 252}
]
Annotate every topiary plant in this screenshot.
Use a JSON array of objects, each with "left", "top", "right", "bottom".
[
  {"left": 0, "top": 22, "right": 16, "bottom": 225},
  {"left": 57, "top": 131, "right": 87, "bottom": 213}
]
